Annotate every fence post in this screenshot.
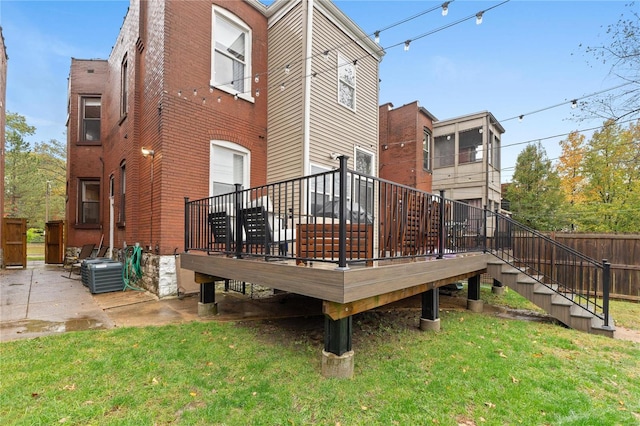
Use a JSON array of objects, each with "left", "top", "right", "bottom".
[
  {"left": 438, "top": 190, "right": 445, "bottom": 259},
  {"left": 602, "top": 259, "right": 611, "bottom": 328},
  {"left": 235, "top": 184, "right": 243, "bottom": 259},
  {"left": 337, "top": 155, "right": 349, "bottom": 270},
  {"left": 494, "top": 208, "right": 499, "bottom": 254},
  {"left": 184, "top": 197, "right": 190, "bottom": 252}
]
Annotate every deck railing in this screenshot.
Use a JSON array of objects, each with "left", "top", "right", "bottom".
[
  {"left": 183, "top": 157, "right": 610, "bottom": 327},
  {"left": 184, "top": 156, "right": 486, "bottom": 266},
  {"left": 488, "top": 210, "right": 610, "bottom": 326}
]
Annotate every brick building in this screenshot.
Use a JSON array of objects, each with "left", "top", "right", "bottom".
[
  {"left": 379, "top": 101, "right": 437, "bottom": 193},
  {"left": 66, "top": 0, "right": 382, "bottom": 296}
]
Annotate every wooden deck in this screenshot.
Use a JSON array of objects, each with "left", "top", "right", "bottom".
[{"left": 180, "top": 252, "right": 491, "bottom": 319}]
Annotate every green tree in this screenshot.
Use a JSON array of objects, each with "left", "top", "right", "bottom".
[
  {"left": 4, "top": 113, "right": 67, "bottom": 228},
  {"left": 578, "top": 120, "right": 640, "bottom": 232},
  {"left": 4, "top": 112, "right": 37, "bottom": 218},
  {"left": 505, "top": 143, "right": 565, "bottom": 231}
]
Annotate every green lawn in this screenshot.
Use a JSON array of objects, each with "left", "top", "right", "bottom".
[
  {"left": 27, "top": 243, "right": 45, "bottom": 261},
  {"left": 1, "top": 297, "right": 639, "bottom": 425}
]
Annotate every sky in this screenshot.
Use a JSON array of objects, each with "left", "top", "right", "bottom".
[{"left": 1, "top": 0, "right": 635, "bottom": 182}]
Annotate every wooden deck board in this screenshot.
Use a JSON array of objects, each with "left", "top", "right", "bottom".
[{"left": 180, "top": 252, "right": 491, "bottom": 304}]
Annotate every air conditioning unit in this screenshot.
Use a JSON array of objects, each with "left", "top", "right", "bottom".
[
  {"left": 87, "top": 262, "right": 125, "bottom": 294},
  {"left": 81, "top": 258, "right": 116, "bottom": 287}
]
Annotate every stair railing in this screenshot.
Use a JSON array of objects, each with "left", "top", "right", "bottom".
[{"left": 488, "top": 210, "right": 611, "bottom": 327}]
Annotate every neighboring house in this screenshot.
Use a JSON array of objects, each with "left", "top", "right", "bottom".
[
  {"left": 65, "top": 0, "right": 383, "bottom": 296},
  {"left": 378, "top": 104, "right": 504, "bottom": 216},
  {"left": 0, "top": 27, "right": 6, "bottom": 267},
  {"left": 432, "top": 111, "right": 504, "bottom": 214},
  {"left": 379, "top": 101, "right": 437, "bottom": 193}
]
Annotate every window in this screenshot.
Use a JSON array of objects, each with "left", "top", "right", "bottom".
[
  {"left": 309, "top": 165, "right": 333, "bottom": 214},
  {"left": 212, "top": 8, "right": 251, "bottom": 97},
  {"left": 79, "top": 179, "right": 100, "bottom": 224},
  {"left": 434, "top": 134, "right": 454, "bottom": 168},
  {"left": 459, "top": 127, "right": 483, "bottom": 164},
  {"left": 337, "top": 53, "right": 356, "bottom": 110},
  {"left": 81, "top": 96, "right": 101, "bottom": 142},
  {"left": 492, "top": 133, "right": 500, "bottom": 169},
  {"left": 423, "top": 128, "right": 431, "bottom": 170},
  {"left": 354, "top": 148, "right": 374, "bottom": 221},
  {"left": 119, "top": 162, "right": 126, "bottom": 224},
  {"left": 120, "top": 54, "right": 128, "bottom": 117},
  {"left": 210, "top": 142, "right": 249, "bottom": 197}
]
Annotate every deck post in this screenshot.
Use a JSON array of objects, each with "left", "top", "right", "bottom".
[
  {"left": 467, "top": 274, "right": 484, "bottom": 312},
  {"left": 337, "top": 155, "right": 350, "bottom": 271},
  {"left": 420, "top": 289, "right": 440, "bottom": 331},
  {"left": 234, "top": 184, "right": 243, "bottom": 259},
  {"left": 195, "top": 273, "right": 218, "bottom": 316},
  {"left": 437, "top": 190, "right": 445, "bottom": 259},
  {"left": 322, "top": 315, "right": 354, "bottom": 378},
  {"left": 491, "top": 278, "right": 505, "bottom": 295},
  {"left": 602, "top": 259, "right": 611, "bottom": 328},
  {"left": 184, "top": 197, "right": 190, "bottom": 252}
]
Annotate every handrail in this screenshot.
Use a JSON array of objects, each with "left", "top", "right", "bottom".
[{"left": 488, "top": 209, "right": 610, "bottom": 326}]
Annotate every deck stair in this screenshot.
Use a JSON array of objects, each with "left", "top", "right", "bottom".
[{"left": 487, "top": 259, "right": 615, "bottom": 338}]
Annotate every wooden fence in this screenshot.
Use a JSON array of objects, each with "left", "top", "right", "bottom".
[{"left": 545, "top": 233, "right": 640, "bottom": 301}]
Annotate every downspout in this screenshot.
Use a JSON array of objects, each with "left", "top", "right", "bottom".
[{"left": 302, "top": 0, "right": 313, "bottom": 178}]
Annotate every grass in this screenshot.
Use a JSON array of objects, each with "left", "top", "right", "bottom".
[
  {"left": 1, "top": 298, "right": 639, "bottom": 425},
  {"left": 27, "top": 243, "right": 45, "bottom": 261}
]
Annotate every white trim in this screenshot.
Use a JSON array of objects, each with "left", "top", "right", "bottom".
[
  {"left": 302, "top": 0, "right": 313, "bottom": 177},
  {"left": 210, "top": 140, "right": 251, "bottom": 197},
  {"left": 211, "top": 6, "right": 255, "bottom": 103}
]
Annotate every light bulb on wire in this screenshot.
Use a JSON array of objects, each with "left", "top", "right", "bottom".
[
  {"left": 374, "top": 31, "right": 380, "bottom": 44},
  {"left": 404, "top": 40, "right": 411, "bottom": 51},
  {"left": 441, "top": 2, "right": 449, "bottom": 16},
  {"left": 476, "top": 12, "right": 483, "bottom": 25}
]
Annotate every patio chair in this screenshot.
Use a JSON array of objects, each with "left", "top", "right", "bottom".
[
  {"left": 96, "top": 245, "right": 109, "bottom": 258},
  {"left": 63, "top": 243, "right": 95, "bottom": 279},
  {"left": 208, "top": 211, "right": 232, "bottom": 252}
]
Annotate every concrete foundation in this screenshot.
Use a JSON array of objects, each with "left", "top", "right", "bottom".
[
  {"left": 467, "top": 299, "right": 484, "bottom": 313},
  {"left": 491, "top": 285, "right": 506, "bottom": 296},
  {"left": 419, "top": 317, "right": 441, "bottom": 331},
  {"left": 321, "top": 350, "right": 354, "bottom": 379},
  {"left": 198, "top": 301, "right": 218, "bottom": 317}
]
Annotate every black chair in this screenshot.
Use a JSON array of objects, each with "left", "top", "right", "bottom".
[
  {"left": 208, "top": 211, "right": 232, "bottom": 251},
  {"left": 240, "top": 206, "right": 274, "bottom": 255}
]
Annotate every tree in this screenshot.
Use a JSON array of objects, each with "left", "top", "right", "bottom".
[
  {"left": 4, "top": 112, "right": 37, "bottom": 218},
  {"left": 557, "top": 131, "right": 587, "bottom": 206},
  {"left": 581, "top": 2, "right": 640, "bottom": 122},
  {"left": 505, "top": 143, "right": 566, "bottom": 231},
  {"left": 578, "top": 120, "right": 640, "bottom": 232},
  {"left": 4, "top": 112, "right": 67, "bottom": 228}
]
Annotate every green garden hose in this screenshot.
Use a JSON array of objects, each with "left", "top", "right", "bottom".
[{"left": 123, "top": 245, "right": 144, "bottom": 291}]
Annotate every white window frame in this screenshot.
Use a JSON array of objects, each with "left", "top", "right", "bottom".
[
  {"left": 211, "top": 7, "right": 254, "bottom": 102},
  {"left": 353, "top": 147, "right": 374, "bottom": 216},
  {"left": 423, "top": 128, "right": 431, "bottom": 171},
  {"left": 210, "top": 141, "right": 250, "bottom": 198},
  {"left": 337, "top": 53, "right": 356, "bottom": 111},
  {"left": 80, "top": 96, "right": 101, "bottom": 142}
]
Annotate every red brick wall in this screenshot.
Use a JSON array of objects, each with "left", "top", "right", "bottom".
[
  {"left": 67, "top": 0, "right": 269, "bottom": 254},
  {"left": 379, "top": 102, "right": 433, "bottom": 192},
  {"left": 66, "top": 59, "right": 109, "bottom": 247}
]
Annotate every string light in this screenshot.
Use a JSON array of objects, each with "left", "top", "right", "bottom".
[
  {"left": 284, "top": 64, "right": 290, "bottom": 75},
  {"left": 518, "top": 115, "right": 524, "bottom": 122},
  {"left": 280, "top": 83, "right": 286, "bottom": 91},
  {"left": 234, "top": 93, "right": 238, "bottom": 100},
  {"left": 353, "top": 59, "right": 358, "bottom": 68},
  {"left": 374, "top": 31, "right": 380, "bottom": 44},
  {"left": 255, "top": 74, "right": 260, "bottom": 83},
  {"left": 404, "top": 40, "right": 411, "bottom": 51},
  {"left": 441, "top": 1, "right": 450, "bottom": 16},
  {"left": 193, "top": 88, "right": 197, "bottom": 96},
  {"left": 217, "top": 96, "right": 221, "bottom": 103},
  {"left": 323, "top": 50, "right": 330, "bottom": 61},
  {"left": 571, "top": 99, "right": 578, "bottom": 109},
  {"left": 178, "top": 90, "right": 182, "bottom": 97},
  {"left": 255, "top": 88, "right": 260, "bottom": 97},
  {"left": 476, "top": 12, "right": 483, "bottom": 25},
  {"left": 202, "top": 97, "right": 206, "bottom": 105}
]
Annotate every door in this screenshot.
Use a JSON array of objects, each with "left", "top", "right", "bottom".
[
  {"left": 2, "top": 218, "right": 27, "bottom": 268},
  {"left": 45, "top": 221, "right": 65, "bottom": 264}
]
